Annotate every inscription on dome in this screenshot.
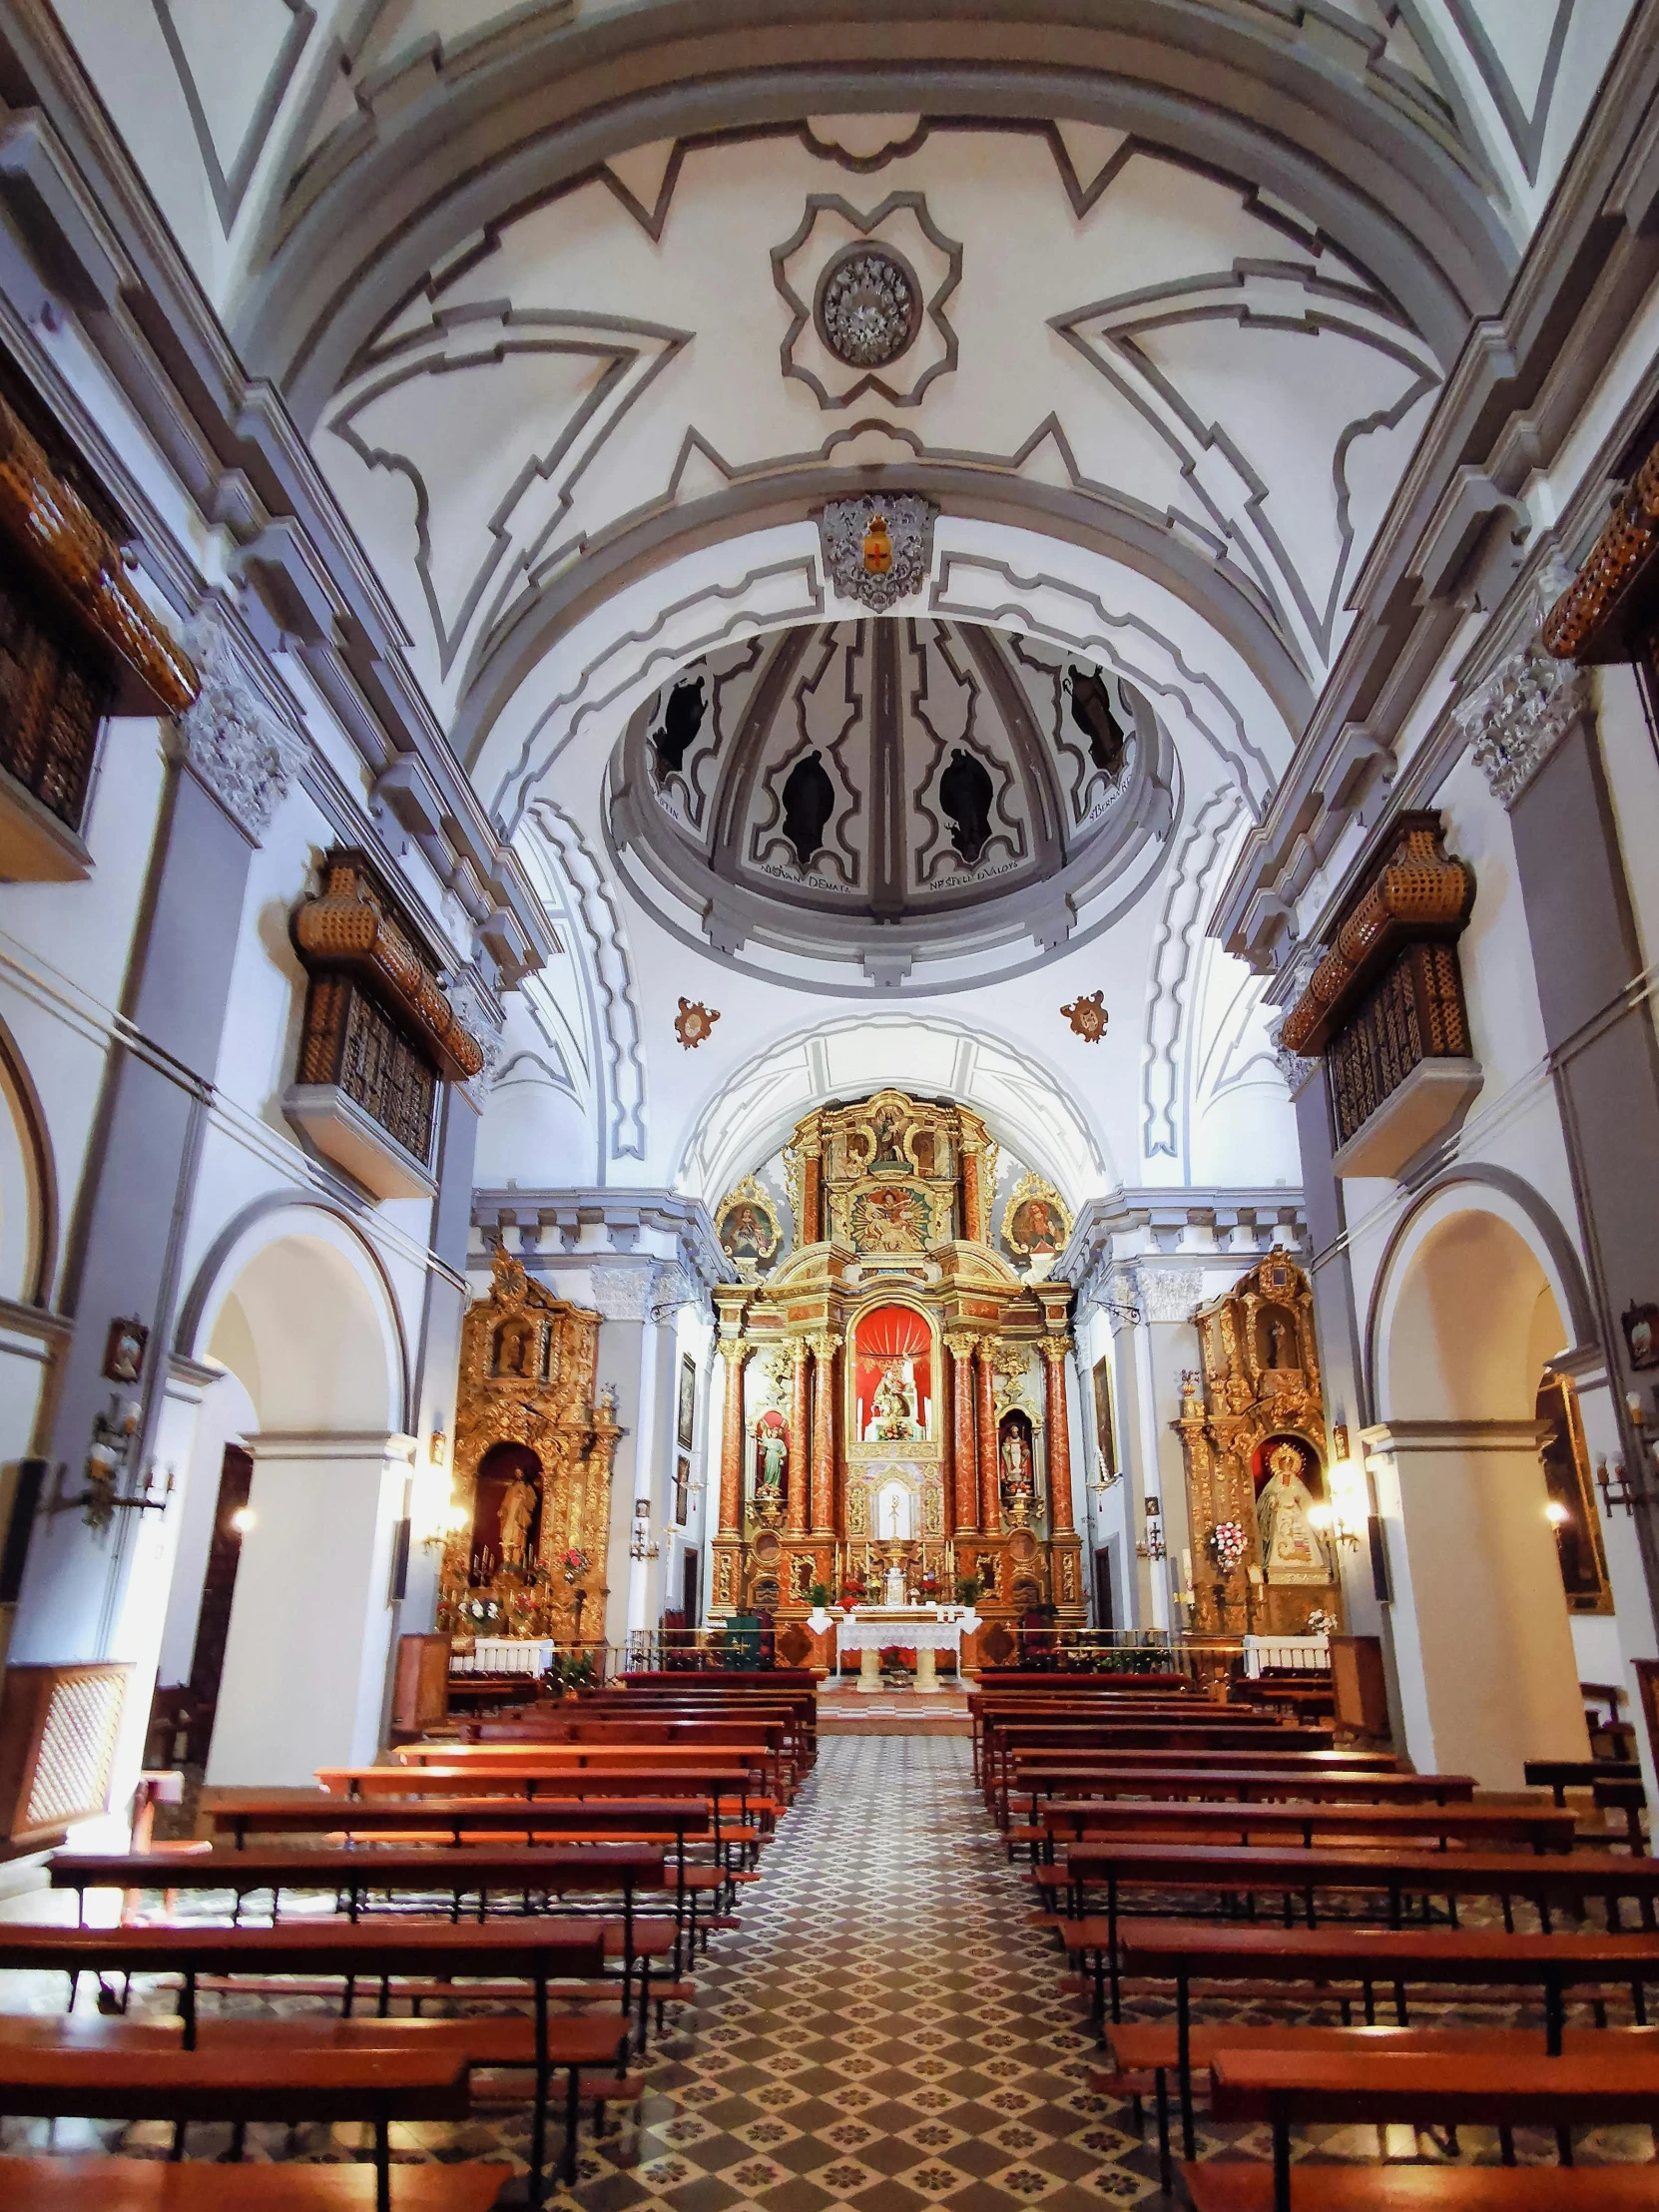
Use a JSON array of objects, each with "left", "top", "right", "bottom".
[{"left": 815, "top": 246, "right": 921, "bottom": 367}]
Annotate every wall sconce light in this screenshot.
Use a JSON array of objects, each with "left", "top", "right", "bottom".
[
  {"left": 230, "top": 1505, "right": 257, "bottom": 1536},
  {"left": 428, "top": 1426, "right": 448, "bottom": 1468},
  {"left": 1545, "top": 1498, "right": 1571, "bottom": 1531},
  {"left": 421, "top": 1498, "right": 469, "bottom": 1554},
  {"left": 1311, "top": 1450, "right": 1369, "bottom": 1550},
  {"left": 49, "top": 1396, "right": 173, "bottom": 1531},
  {"left": 629, "top": 1497, "right": 659, "bottom": 1561}
]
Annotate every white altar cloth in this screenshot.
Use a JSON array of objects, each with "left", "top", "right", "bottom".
[
  {"left": 454, "top": 1637, "right": 556, "bottom": 1675},
  {"left": 1243, "top": 1633, "right": 1330, "bottom": 1677},
  {"left": 832, "top": 1607, "right": 977, "bottom": 1693},
  {"left": 834, "top": 1610, "right": 968, "bottom": 1652}
]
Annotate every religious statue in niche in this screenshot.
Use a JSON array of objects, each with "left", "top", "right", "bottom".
[
  {"left": 754, "top": 1410, "right": 789, "bottom": 1517},
  {"left": 939, "top": 746, "right": 994, "bottom": 865},
  {"left": 853, "top": 1304, "right": 933, "bottom": 1442},
  {"left": 781, "top": 750, "right": 835, "bottom": 867},
  {"left": 715, "top": 1176, "right": 783, "bottom": 1280},
  {"left": 1254, "top": 1437, "right": 1332, "bottom": 1585},
  {"left": 469, "top": 1441, "right": 544, "bottom": 1585},
  {"left": 492, "top": 1316, "right": 540, "bottom": 1379},
  {"left": 998, "top": 1410, "right": 1036, "bottom": 1513},
  {"left": 1000, "top": 1170, "right": 1073, "bottom": 1282},
  {"left": 1256, "top": 1304, "right": 1301, "bottom": 1386},
  {"left": 1065, "top": 664, "right": 1129, "bottom": 780}
]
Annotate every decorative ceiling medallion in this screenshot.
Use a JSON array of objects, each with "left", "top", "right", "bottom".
[
  {"left": 771, "top": 192, "right": 961, "bottom": 410},
  {"left": 820, "top": 494, "right": 936, "bottom": 613},
  {"left": 674, "top": 997, "right": 720, "bottom": 1049},
  {"left": 815, "top": 244, "right": 921, "bottom": 368},
  {"left": 1060, "top": 989, "right": 1108, "bottom": 1042}
]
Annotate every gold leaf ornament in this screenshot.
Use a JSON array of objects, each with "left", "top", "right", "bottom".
[
  {"left": 675, "top": 997, "right": 721, "bottom": 1049},
  {"left": 1060, "top": 989, "right": 1108, "bottom": 1042}
]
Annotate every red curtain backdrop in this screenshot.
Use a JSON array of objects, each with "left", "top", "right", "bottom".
[{"left": 853, "top": 1304, "right": 933, "bottom": 1439}]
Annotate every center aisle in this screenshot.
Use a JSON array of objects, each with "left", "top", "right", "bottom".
[{"left": 567, "top": 1735, "right": 1147, "bottom": 2210}]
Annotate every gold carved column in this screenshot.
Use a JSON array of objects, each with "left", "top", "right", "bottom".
[
  {"left": 717, "top": 1338, "right": 750, "bottom": 1537},
  {"left": 946, "top": 1331, "right": 980, "bottom": 1535},
  {"left": 799, "top": 1135, "right": 823, "bottom": 1245},
  {"left": 809, "top": 1331, "right": 837, "bottom": 1534},
  {"left": 975, "top": 1337, "right": 1001, "bottom": 1533},
  {"left": 1042, "top": 1336, "right": 1076, "bottom": 1533},
  {"left": 787, "top": 1339, "right": 811, "bottom": 1538}
]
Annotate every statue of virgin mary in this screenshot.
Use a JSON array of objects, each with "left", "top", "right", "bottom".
[{"left": 1256, "top": 1442, "right": 1332, "bottom": 1584}]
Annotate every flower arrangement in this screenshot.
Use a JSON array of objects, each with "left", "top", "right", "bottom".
[
  {"left": 807, "top": 1581, "right": 831, "bottom": 1608},
  {"left": 1305, "top": 1606, "right": 1338, "bottom": 1636},
  {"left": 461, "top": 1594, "right": 504, "bottom": 1633},
  {"left": 560, "top": 1548, "right": 589, "bottom": 1585},
  {"left": 955, "top": 1576, "right": 981, "bottom": 1606},
  {"left": 542, "top": 1648, "right": 596, "bottom": 1694},
  {"left": 1208, "top": 1520, "right": 1249, "bottom": 1574}
]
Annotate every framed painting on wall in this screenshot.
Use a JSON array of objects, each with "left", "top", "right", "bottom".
[
  {"left": 677, "top": 1354, "right": 696, "bottom": 1448},
  {"left": 674, "top": 1454, "right": 690, "bottom": 1526},
  {"left": 1092, "top": 1356, "right": 1115, "bottom": 1474}
]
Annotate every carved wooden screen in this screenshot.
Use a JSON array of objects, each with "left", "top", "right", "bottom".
[
  {"left": 1328, "top": 941, "right": 1471, "bottom": 1148},
  {"left": 0, "top": 557, "right": 112, "bottom": 831}
]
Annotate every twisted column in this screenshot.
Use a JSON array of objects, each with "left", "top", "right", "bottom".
[
  {"left": 1042, "top": 1336, "right": 1076, "bottom": 1533},
  {"left": 809, "top": 1331, "right": 839, "bottom": 1534},
  {"left": 975, "top": 1337, "right": 1001, "bottom": 1533},
  {"left": 717, "top": 1338, "right": 751, "bottom": 1537},
  {"left": 945, "top": 1331, "right": 980, "bottom": 1535},
  {"left": 787, "top": 1338, "right": 811, "bottom": 1537}
]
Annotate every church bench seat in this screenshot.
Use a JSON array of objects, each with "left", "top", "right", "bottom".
[
  {"left": 1184, "top": 2167, "right": 1659, "bottom": 2210},
  {"left": 0, "top": 2161, "right": 511, "bottom": 2210},
  {"left": 1096, "top": 2021, "right": 1659, "bottom": 2193},
  {"left": 1204, "top": 2047, "right": 1659, "bottom": 2212}
]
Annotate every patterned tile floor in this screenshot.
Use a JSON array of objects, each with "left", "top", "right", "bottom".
[{"left": 3, "top": 1736, "right": 1652, "bottom": 2203}]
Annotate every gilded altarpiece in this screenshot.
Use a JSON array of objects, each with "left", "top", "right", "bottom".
[
  {"left": 712, "top": 1089, "right": 1084, "bottom": 1632},
  {"left": 1174, "top": 1251, "right": 1341, "bottom": 1636},
  {"left": 436, "top": 1249, "right": 620, "bottom": 1646}
]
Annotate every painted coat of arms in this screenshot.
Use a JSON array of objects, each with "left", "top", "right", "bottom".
[{"left": 819, "top": 494, "right": 937, "bottom": 613}]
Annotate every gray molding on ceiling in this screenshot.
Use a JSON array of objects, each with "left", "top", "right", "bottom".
[
  {"left": 1213, "top": 0, "right": 1659, "bottom": 976},
  {"left": 1437, "top": 0, "right": 1574, "bottom": 189},
  {"left": 1142, "top": 783, "right": 1248, "bottom": 1169},
  {"left": 325, "top": 305, "right": 693, "bottom": 677},
  {"left": 453, "top": 450, "right": 1315, "bottom": 782},
  {"left": 769, "top": 190, "right": 962, "bottom": 411},
  {"left": 0, "top": 11, "right": 560, "bottom": 1000},
  {"left": 235, "top": 6, "right": 1517, "bottom": 409},
  {"left": 151, "top": 0, "right": 316, "bottom": 234}
]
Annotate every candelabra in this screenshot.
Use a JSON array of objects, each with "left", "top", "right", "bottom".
[{"left": 49, "top": 1394, "right": 175, "bottom": 1531}]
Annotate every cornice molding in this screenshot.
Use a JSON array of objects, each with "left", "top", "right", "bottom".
[{"left": 471, "top": 1187, "right": 735, "bottom": 1297}]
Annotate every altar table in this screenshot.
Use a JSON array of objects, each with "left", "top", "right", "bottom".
[
  {"left": 452, "top": 1638, "right": 556, "bottom": 1675},
  {"left": 834, "top": 1608, "right": 976, "bottom": 1693}
]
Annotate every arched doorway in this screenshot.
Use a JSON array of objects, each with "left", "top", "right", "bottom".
[
  {"left": 1369, "top": 1198, "right": 1593, "bottom": 1786},
  {"left": 174, "top": 1208, "right": 410, "bottom": 1787}
]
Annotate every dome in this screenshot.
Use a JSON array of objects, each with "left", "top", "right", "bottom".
[{"left": 607, "top": 618, "right": 1174, "bottom": 991}]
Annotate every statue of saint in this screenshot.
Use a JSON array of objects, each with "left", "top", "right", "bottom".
[
  {"left": 999, "top": 1428, "right": 1033, "bottom": 1496},
  {"left": 1262, "top": 1312, "right": 1296, "bottom": 1369},
  {"left": 865, "top": 1362, "right": 922, "bottom": 1440},
  {"left": 883, "top": 1560, "right": 907, "bottom": 1605},
  {"left": 1180, "top": 1371, "right": 1204, "bottom": 1420},
  {"left": 497, "top": 1471, "right": 539, "bottom": 1568},
  {"left": 1255, "top": 1442, "right": 1330, "bottom": 1584},
  {"left": 756, "top": 1426, "right": 788, "bottom": 1492}
]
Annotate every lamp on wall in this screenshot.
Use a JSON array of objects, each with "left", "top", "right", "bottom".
[
  {"left": 629, "top": 1497, "right": 659, "bottom": 1561},
  {"left": 1139, "top": 1493, "right": 1167, "bottom": 1561},
  {"left": 1310, "top": 1430, "right": 1368, "bottom": 1550}
]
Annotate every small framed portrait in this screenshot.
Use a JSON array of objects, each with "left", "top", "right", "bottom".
[
  {"left": 1624, "top": 1302, "right": 1659, "bottom": 1372},
  {"left": 674, "top": 1454, "right": 690, "bottom": 1526},
  {"left": 677, "top": 1353, "right": 697, "bottom": 1448},
  {"left": 1092, "top": 1356, "right": 1115, "bottom": 1473},
  {"left": 103, "top": 1317, "right": 148, "bottom": 1385}
]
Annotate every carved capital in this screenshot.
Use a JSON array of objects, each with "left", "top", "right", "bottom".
[
  {"left": 1133, "top": 1267, "right": 1203, "bottom": 1324},
  {"left": 718, "top": 1336, "right": 753, "bottom": 1370},
  {"left": 943, "top": 1331, "right": 979, "bottom": 1364},
  {"left": 790, "top": 1337, "right": 812, "bottom": 1373},
  {"left": 807, "top": 1331, "right": 839, "bottom": 1366},
  {"left": 172, "top": 608, "right": 305, "bottom": 843},
  {"left": 1457, "top": 572, "right": 1593, "bottom": 811},
  {"left": 1041, "top": 1334, "right": 1073, "bottom": 1366},
  {"left": 1273, "top": 1043, "right": 1319, "bottom": 1097}
]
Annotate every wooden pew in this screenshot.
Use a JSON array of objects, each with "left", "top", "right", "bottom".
[
  {"left": 1010, "top": 1766, "right": 1471, "bottom": 1838},
  {"left": 998, "top": 1750, "right": 1403, "bottom": 1831},
  {"left": 0, "top": 2043, "right": 471, "bottom": 2212},
  {"left": 1201, "top": 2046, "right": 1659, "bottom": 2212},
  {"left": 0, "top": 1921, "right": 610, "bottom": 2197},
  {"left": 315, "top": 1763, "right": 770, "bottom": 1847},
  {"left": 1042, "top": 1801, "right": 1576, "bottom": 1855},
  {"left": 0, "top": 2161, "right": 510, "bottom": 2210},
  {"left": 1117, "top": 1916, "right": 1659, "bottom": 2166},
  {"left": 1060, "top": 1839, "right": 1659, "bottom": 2025},
  {"left": 984, "top": 1723, "right": 1337, "bottom": 1820},
  {"left": 1104, "top": 2018, "right": 1659, "bottom": 2195},
  {"left": 449, "top": 1719, "right": 790, "bottom": 1804}
]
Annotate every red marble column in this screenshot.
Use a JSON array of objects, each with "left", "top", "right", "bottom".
[
  {"left": 717, "top": 1339, "right": 750, "bottom": 1537},
  {"left": 975, "top": 1338, "right": 1001, "bottom": 1532},
  {"left": 1042, "top": 1337, "right": 1075, "bottom": 1533},
  {"left": 810, "top": 1332, "right": 837, "bottom": 1534},
  {"left": 959, "top": 1144, "right": 982, "bottom": 1244},
  {"left": 787, "top": 1339, "right": 811, "bottom": 1537},
  {"left": 800, "top": 1142, "right": 823, "bottom": 1244},
  {"left": 946, "top": 1332, "right": 979, "bottom": 1534}
]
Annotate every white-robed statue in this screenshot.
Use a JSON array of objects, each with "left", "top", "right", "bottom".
[
  {"left": 864, "top": 1360, "right": 923, "bottom": 1441},
  {"left": 1256, "top": 1441, "right": 1332, "bottom": 1584}
]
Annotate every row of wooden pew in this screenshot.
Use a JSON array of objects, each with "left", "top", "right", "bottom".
[
  {"left": 969, "top": 1669, "right": 1659, "bottom": 2210},
  {"left": 0, "top": 1677, "right": 804, "bottom": 2210}
]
